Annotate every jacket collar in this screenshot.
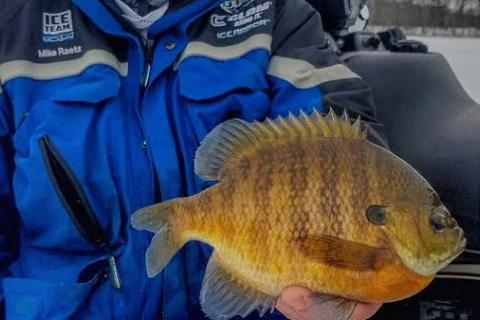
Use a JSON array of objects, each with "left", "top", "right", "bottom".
[{"left": 72, "top": 0, "right": 224, "bottom": 38}]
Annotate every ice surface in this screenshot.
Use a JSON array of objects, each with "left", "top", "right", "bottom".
[{"left": 413, "top": 37, "right": 480, "bottom": 103}]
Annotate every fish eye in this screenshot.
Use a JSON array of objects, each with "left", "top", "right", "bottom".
[
  {"left": 430, "top": 212, "right": 447, "bottom": 232},
  {"left": 366, "top": 205, "right": 387, "bottom": 226}
]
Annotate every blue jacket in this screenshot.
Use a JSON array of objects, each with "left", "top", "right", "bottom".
[{"left": 0, "top": 0, "right": 385, "bottom": 318}]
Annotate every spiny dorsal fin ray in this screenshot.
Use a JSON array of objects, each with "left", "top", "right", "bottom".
[{"left": 194, "top": 108, "right": 366, "bottom": 181}]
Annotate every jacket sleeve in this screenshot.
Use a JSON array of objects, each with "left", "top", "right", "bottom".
[
  {"left": 267, "top": 0, "right": 388, "bottom": 147},
  {"left": 0, "top": 86, "right": 19, "bottom": 315}
]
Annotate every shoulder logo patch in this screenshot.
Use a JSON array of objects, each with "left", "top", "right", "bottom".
[
  {"left": 38, "top": 10, "right": 82, "bottom": 59},
  {"left": 210, "top": 0, "right": 273, "bottom": 39},
  {"left": 42, "top": 10, "right": 74, "bottom": 43}
]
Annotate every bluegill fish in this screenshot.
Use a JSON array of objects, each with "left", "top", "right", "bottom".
[{"left": 132, "top": 109, "right": 466, "bottom": 320}]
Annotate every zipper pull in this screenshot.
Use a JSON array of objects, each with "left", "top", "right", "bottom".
[
  {"left": 141, "top": 38, "right": 155, "bottom": 88},
  {"left": 108, "top": 255, "right": 122, "bottom": 289}
]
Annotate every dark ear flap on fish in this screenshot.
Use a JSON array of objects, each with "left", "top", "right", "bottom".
[
  {"left": 194, "top": 108, "right": 366, "bottom": 181},
  {"left": 366, "top": 205, "right": 387, "bottom": 226},
  {"left": 200, "top": 253, "right": 276, "bottom": 319},
  {"left": 307, "top": 294, "right": 357, "bottom": 320},
  {"left": 297, "top": 235, "right": 388, "bottom": 271}
]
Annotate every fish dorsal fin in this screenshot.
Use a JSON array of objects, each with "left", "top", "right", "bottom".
[
  {"left": 194, "top": 108, "right": 366, "bottom": 181},
  {"left": 200, "top": 252, "right": 276, "bottom": 320}
]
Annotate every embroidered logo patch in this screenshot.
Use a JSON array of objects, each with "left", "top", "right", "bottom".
[
  {"left": 210, "top": 0, "right": 273, "bottom": 39},
  {"left": 42, "top": 10, "right": 74, "bottom": 43}
]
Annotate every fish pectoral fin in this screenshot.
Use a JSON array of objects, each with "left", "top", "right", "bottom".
[
  {"left": 308, "top": 294, "right": 357, "bottom": 320},
  {"left": 298, "top": 235, "right": 387, "bottom": 271},
  {"left": 200, "top": 252, "right": 276, "bottom": 320}
]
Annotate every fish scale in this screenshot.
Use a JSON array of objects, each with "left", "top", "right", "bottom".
[{"left": 132, "top": 109, "right": 466, "bottom": 320}]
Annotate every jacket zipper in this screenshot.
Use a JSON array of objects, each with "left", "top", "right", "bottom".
[
  {"left": 140, "top": 36, "right": 163, "bottom": 320},
  {"left": 141, "top": 37, "right": 155, "bottom": 88},
  {"left": 99, "top": 0, "right": 154, "bottom": 89},
  {"left": 38, "top": 135, "right": 121, "bottom": 289}
]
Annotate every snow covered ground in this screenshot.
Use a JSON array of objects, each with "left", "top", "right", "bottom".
[{"left": 413, "top": 37, "right": 480, "bottom": 103}]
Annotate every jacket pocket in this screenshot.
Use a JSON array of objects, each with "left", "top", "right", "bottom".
[
  {"left": 38, "top": 135, "right": 109, "bottom": 250},
  {"left": 37, "top": 135, "right": 122, "bottom": 288},
  {"left": 177, "top": 55, "right": 271, "bottom": 141},
  {"left": 12, "top": 66, "right": 121, "bottom": 155},
  {"left": 3, "top": 273, "right": 101, "bottom": 320},
  {"left": 11, "top": 66, "right": 123, "bottom": 252}
]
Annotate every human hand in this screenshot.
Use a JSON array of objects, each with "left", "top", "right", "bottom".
[{"left": 276, "top": 286, "right": 382, "bottom": 320}]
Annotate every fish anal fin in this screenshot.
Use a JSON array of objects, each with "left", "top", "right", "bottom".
[
  {"left": 298, "top": 235, "right": 388, "bottom": 272},
  {"left": 200, "top": 253, "right": 276, "bottom": 319}
]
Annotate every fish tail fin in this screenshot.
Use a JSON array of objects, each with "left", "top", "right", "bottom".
[{"left": 131, "top": 200, "right": 186, "bottom": 277}]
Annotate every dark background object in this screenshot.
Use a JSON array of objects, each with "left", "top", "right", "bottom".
[
  {"left": 377, "top": 28, "right": 429, "bottom": 53},
  {"left": 307, "top": 0, "right": 368, "bottom": 36},
  {"left": 341, "top": 31, "right": 382, "bottom": 51}
]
